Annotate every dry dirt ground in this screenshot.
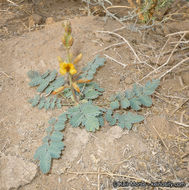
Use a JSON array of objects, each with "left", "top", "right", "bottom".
[{"left": 0, "top": 0, "right": 189, "bottom": 190}]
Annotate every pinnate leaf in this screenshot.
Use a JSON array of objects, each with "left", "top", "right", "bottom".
[
  {"left": 143, "top": 79, "right": 160, "bottom": 95},
  {"left": 139, "top": 95, "right": 152, "bottom": 107},
  {"left": 81, "top": 103, "right": 101, "bottom": 116},
  {"left": 39, "top": 151, "right": 52, "bottom": 174},
  {"left": 80, "top": 56, "right": 105, "bottom": 80},
  {"left": 129, "top": 97, "right": 141, "bottom": 111},
  {"left": 126, "top": 112, "right": 144, "bottom": 123},
  {"left": 98, "top": 116, "right": 104, "bottom": 127},
  {"left": 54, "top": 121, "right": 65, "bottom": 131},
  {"left": 84, "top": 116, "right": 99, "bottom": 132},
  {"left": 110, "top": 100, "right": 119, "bottom": 110},
  {"left": 48, "top": 144, "right": 62, "bottom": 158},
  {"left": 120, "top": 98, "right": 130, "bottom": 109},
  {"left": 67, "top": 102, "right": 102, "bottom": 132},
  {"left": 27, "top": 70, "right": 40, "bottom": 79},
  {"left": 84, "top": 89, "right": 101, "bottom": 100},
  {"left": 50, "top": 141, "right": 64, "bottom": 150},
  {"left": 34, "top": 144, "right": 47, "bottom": 160},
  {"left": 105, "top": 109, "right": 117, "bottom": 126},
  {"left": 69, "top": 112, "right": 83, "bottom": 127},
  {"left": 51, "top": 131, "right": 64, "bottom": 141},
  {"left": 117, "top": 112, "right": 144, "bottom": 129}
]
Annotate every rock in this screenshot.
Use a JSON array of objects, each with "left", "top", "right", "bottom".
[
  {"left": 45, "top": 17, "right": 55, "bottom": 25},
  {"left": 64, "top": 128, "right": 90, "bottom": 162},
  {"left": 28, "top": 14, "right": 43, "bottom": 28},
  {"left": 0, "top": 155, "right": 37, "bottom": 190}
]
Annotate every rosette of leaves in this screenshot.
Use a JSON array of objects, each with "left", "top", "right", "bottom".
[
  {"left": 105, "top": 79, "right": 160, "bottom": 129},
  {"left": 34, "top": 113, "right": 67, "bottom": 174}
]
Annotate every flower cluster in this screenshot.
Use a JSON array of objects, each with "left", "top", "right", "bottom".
[
  {"left": 58, "top": 56, "right": 77, "bottom": 75},
  {"left": 53, "top": 21, "right": 90, "bottom": 98},
  {"left": 57, "top": 21, "right": 82, "bottom": 76}
]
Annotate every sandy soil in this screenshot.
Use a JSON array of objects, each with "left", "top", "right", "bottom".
[{"left": 0, "top": 1, "right": 189, "bottom": 190}]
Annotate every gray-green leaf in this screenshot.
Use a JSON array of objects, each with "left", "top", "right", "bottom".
[
  {"left": 84, "top": 116, "right": 99, "bottom": 132},
  {"left": 143, "top": 79, "right": 160, "bottom": 95},
  {"left": 120, "top": 98, "right": 130, "bottom": 109},
  {"left": 129, "top": 97, "right": 141, "bottom": 111},
  {"left": 39, "top": 151, "right": 52, "bottom": 174},
  {"left": 139, "top": 95, "right": 152, "bottom": 107},
  {"left": 110, "top": 100, "right": 120, "bottom": 110}
]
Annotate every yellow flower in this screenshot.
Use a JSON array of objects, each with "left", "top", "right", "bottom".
[{"left": 58, "top": 56, "right": 77, "bottom": 75}]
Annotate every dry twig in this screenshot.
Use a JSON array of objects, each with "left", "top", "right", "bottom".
[
  {"left": 104, "top": 54, "right": 127, "bottom": 67},
  {"left": 97, "top": 168, "right": 100, "bottom": 190},
  {"left": 106, "top": 5, "right": 132, "bottom": 10},
  {"left": 66, "top": 170, "right": 150, "bottom": 183},
  {"left": 6, "top": 0, "right": 30, "bottom": 15},
  {"left": 169, "top": 120, "right": 189, "bottom": 128},
  {"left": 0, "top": 70, "right": 13, "bottom": 79},
  {"left": 158, "top": 57, "right": 189, "bottom": 79},
  {"left": 92, "top": 41, "right": 126, "bottom": 55},
  {"left": 151, "top": 125, "right": 169, "bottom": 150},
  {"left": 97, "top": 30, "right": 141, "bottom": 62},
  {"left": 171, "top": 98, "right": 189, "bottom": 116},
  {"left": 165, "top": 31, "right": 189, "bottom": 37},
  {"left": 139, "top": 32, "right": 186, "bottom": 82}
]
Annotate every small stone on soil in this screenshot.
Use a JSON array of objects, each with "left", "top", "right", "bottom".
[{"left": 0, "top": 155, "right": 37, "bottom": 190}]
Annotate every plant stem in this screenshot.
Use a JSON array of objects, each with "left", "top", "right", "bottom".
[
  {"left": 66, "top": 48, "right": 71, "bottom": 63},
  {"left": 69, "top": 74, "right": 78, "bottom": 104},
  {"left": 65, "top": 47, "right": 78, "bottom": 104}
]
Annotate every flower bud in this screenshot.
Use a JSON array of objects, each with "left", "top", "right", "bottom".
[
  {"left": 52, "top": 86, "right": 65, "bottom": 95},
  {"left": 77, "top": 78, "right": 91, "bottom": 84},
  {"left": 64, "top": 21, "right": 72, "bottom": 34},
  {"left": 68, "top": 35, "right": 73, "bottom": 47},
  {"left": 73, "top": 53, "right": 82, "bottom": 64},
  {"left": 62, "top": 34, "right": 73, "bottom": 48},
  {"left": 72, "top": 82, "right": 80, "bottom": 93},
  {"left": 62, "top": 35, "right": 67, "bottom": 47}
]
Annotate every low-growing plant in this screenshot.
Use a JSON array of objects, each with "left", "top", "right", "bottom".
[
  {"left": 28, "top": 21, "right": 160, "bottom": 174},
  {"left": 128, "top": 0, "right": 173, "bottom": 22}
]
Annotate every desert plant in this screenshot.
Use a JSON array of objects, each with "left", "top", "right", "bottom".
[
  {"left": 28, "top": 21, "right": 160, "bottom": 174},
  {"left": 128, "top": 0, "right": 173, "bottom": 22}
]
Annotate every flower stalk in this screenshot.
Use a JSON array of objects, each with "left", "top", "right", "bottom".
[{"left": 52, "top": 20, "right": 92, "bottom": 104}]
